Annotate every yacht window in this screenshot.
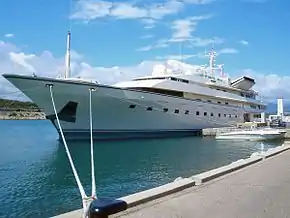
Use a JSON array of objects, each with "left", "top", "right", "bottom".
[
  {"left": 130, "top": 87, "right": 183, "bottom": 98},
  {"left": 163, "top": 108, "right": 168, "bottom": 112},
  {"left": 129, "top": 104, "right": 136, "bottom": 109},
  {"left": 210, "top": 113, "right": 214, "bottom": 117},
  {"left": 185, "top": 110, "right": 189, "bottom": 114},
  {"left": 217, "top": 101, "right": 221, "bottom": 104},
  {"left": 225, "top": 102, "right": 229, "bottom": 105},
  {"left": 174, "top": 109, "right": 179, "bottom": 114},
  {"left": 181, "top": 79, "right": 189, "bottom": 83},
  {"left": 229, "top": 114, "right": 231, "bottom": 118},
  {"left": 204, "top": 112, "right": 207, "bottom": 116},
  {"left": 207, "top": 100, "right": 212, "bottom": 102},
  {"left": 147, "top": 107, "right": 153, "bottom": 111},
  {"left": 235, "top": 115, "right": 238, "bottom": 118},
  {"left": 196, "top": 111, "right": 200, "bottom": 115},
  {"left": 223, "top": 90, "right": 227, "bottom": 92},
  {"left": 224, "top": 114, "right": 226, "bottom": 117},
  {"left": 250, "top": 105, "right": 256, "bottom": 109},
  {"left": 218, "top": 113, "right": 221, "bottom": 117}
]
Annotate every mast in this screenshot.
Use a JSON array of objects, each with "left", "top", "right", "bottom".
[
  {"left": 64, "top": 31, "right": 71, "bottom": 79},
  {"left": 208, "top": 46, "right": 216, "bottom": 77}
]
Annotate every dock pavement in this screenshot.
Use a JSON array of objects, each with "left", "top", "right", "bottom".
[{"left": 54, "top": 142, "right": 290, "bottom": 218}]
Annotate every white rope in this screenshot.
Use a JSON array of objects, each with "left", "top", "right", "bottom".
[
  {"left": 48, "top": 85, "right": 89, "bottom": 212},
  {"left": 89, "top": 88, "right": 97, "bottom": 198}
]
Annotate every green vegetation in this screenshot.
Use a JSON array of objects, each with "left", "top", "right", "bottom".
[{"left": 0, "top": 98, "right": 41, "bottom": 112}]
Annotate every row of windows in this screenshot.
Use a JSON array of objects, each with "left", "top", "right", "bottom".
[
  {"left": 133, "top": 76, "right": 258, "bottom": 101},
  {"left": 198, "top": 98, "right": 229, "bottom": 105},
  {"left": 212, "top": 87, "right": 256, "bottom": 99},
  {"left": 129, "top": 104, "right": 238, "bottom": 118},
  {"left": 133, "top": 76, "right": 189, "bottom": 84},
  {"left": 130, "top": 87, "right": 263, "bottom": 110}
]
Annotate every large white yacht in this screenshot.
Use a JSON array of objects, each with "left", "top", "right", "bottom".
[{"left": 2, "top": 32, "right": 267, "bottom": 140}]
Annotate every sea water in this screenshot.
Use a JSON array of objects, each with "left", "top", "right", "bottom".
[{"left": 0, "top": 120, "right": 283, "bottom": 217}]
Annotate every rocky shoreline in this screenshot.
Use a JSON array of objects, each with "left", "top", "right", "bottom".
[{"left": 0, "top": 111, "right": 46, "bottom": 120}]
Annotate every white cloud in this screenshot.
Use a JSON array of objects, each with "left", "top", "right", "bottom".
[
  {"left": 235, "top": 69, "right": 290, "bottom": 102},
  {"left": 170, "top": 15, "right": 212, "bottom": 41},
  {"left": 242, "top": 0, "right": 268, "bottom": 3},
  {"left": 156, "top": 54, "right": 196, "bottom": 60},
  {"left": 189, "top": 36, "right": 224, "bottom": 47},
  {"left": 219, "top": 48, "right": 239, "bottom": 54},
  {"left": 70, "top": 0, "right": 181, "bottom": 21},
  {"left": 137, "top": 15, "right": 217, "bottom": 51},
  {"left": 140, "top": 18, "right": 156, "bottom": 29},
  {"left": 182, "top": 0, "right": 216, "bottom": 3},
  {"left": 136, "top": 38, "right": 168, "bottom": 51},
  {"left": 5, "top": 33, "right": 14, "bottom": 38},
  {"left": 148, "top": 0, "right": 184, "bottom": 19},
  {"left": 140, "top": 34, "right": 154, "bottom": 39},
  {"left": 0, "top": 40, "right": 160, "bottom": 100},
  {"left": 136, "top": 45, "right": 153, "bottom": 51},
  {"left": 238, "top": 40, "right": 249, "bottom": 45},
  {"left": 70, "top": 0, "right": 216, "bottom": 22},
  {"left": 110, "top": 2, "right": 147, "bottom": 19}
]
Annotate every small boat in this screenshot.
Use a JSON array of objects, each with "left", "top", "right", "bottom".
[{"left": 215, "top": 127, "right": 286, "bottom": 141}]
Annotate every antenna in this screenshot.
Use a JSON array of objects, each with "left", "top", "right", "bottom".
[
  {"left": 218, "top": 64, "right": 225, "bottom": 77},
  {"left": 208, "top": 45, "right": 216, "bottom": 77},
  {"left": 64, "top": 31, "right": 71, "bottom": 79}
]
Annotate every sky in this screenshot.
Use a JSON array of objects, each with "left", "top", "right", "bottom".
[{"left": 0, "top": 0, "right": 290, "bottom": 102}]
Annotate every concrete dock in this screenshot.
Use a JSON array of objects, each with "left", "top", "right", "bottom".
[{"left": 54, "top": 143, "right": 290, "bottom": 218}]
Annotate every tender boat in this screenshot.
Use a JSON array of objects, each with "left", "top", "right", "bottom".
[{"left": 215, "top": 127, "right": 286, "bottom": 141}]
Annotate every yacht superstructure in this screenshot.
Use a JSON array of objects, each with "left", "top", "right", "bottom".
[{"left": 2, "top": 32, "right": 266, "bottom": 140}]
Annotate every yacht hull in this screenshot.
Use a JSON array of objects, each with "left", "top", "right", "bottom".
[{"left": 3, "top": 74, "right": 254, "bottom": 140}]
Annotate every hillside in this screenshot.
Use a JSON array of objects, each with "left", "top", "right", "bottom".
[{"left": 0, "top": 98, "right": 41, "bottom": 111}]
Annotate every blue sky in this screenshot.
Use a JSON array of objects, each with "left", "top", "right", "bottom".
[{"left": 0, "top": 0, "right": 290, "bottom": 101}]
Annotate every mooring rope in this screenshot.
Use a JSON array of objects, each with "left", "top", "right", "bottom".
[
  {"left": 89, "top": 88, "right": 97, "bottom": 199},
  {"left": 48, "top": 84, "right": 90, "bottom": 216}
]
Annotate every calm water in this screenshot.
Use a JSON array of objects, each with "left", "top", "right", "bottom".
[{"left": 0, "top": 120, "right": 284, "bottom": 217}]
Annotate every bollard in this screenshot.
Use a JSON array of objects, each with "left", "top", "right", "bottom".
[{"left": 88, "top": 198, "right": 128, "bottom": 218}]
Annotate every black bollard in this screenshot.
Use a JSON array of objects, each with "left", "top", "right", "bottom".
[{"left": 88, "top": 198, "right": 128, "bottom": 218}]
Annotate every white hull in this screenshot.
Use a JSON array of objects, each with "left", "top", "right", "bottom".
[
  {"left": 216, "top": 129, "right": 286, "bottom": 141},
  {"left": 3, "top": 75, "right": 264, "bottom": 140}
]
